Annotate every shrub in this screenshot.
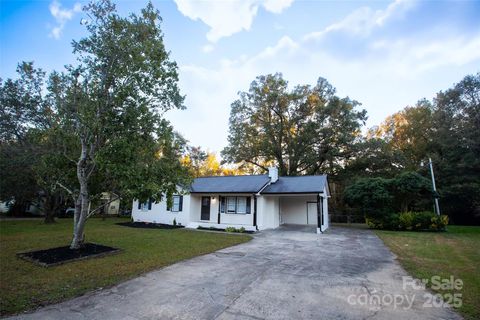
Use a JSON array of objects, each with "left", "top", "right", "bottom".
[
  {"left": 415, "top": 211, "right": 435, "bottom": 230},
  {"left": 398, "top": 211, "right": 415, "bottom": 230},
  {"left": 225, "top": 226, "right": 246, "bottom": 233},
  {"left": 370, "top": 211, "right": 449, "bottom": 231},
  {"left": 173, "top": 218, "right": 177, "bottom": 226},
  {"left": 366, "top": 213, "right": 399, "bottom": 230},
  {"left": 431, "top": 215, "right": 449, "bottom": 231}
]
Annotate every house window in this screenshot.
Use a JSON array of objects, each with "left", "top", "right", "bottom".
[
  {"left": 221, "top": 196, "right": 250, "bottom": 214},
  {"left": 138, "top": 198, "right": 153, "bottom": 212},
  {"left": 168, "top": 195, "right": 183, "bottom": 212},
  {"left": 236, "top": 197, "right": 247, "bottom": 214},
  {"left": 227, "top": 197, "right": 236, "bottom": 213}
]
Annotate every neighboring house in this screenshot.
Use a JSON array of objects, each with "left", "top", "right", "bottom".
[
  {"left": 132, "top": 167, "right": 329, "bottom": 233},
  {"left": 0, "top": 201, "right": 11, "bottom": 213},
  {"left": 100, "top": 192, "right": 120, "bottom": 215}
]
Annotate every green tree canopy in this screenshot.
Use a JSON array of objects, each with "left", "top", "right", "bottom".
[{"left": 222, "top": 73, "right": 367, "bottom": 176}]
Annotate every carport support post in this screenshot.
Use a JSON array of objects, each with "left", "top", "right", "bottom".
[
  {"left": 253, "top": 195, "right": 258, "bottom": 230},
  {"left": 217, "top": 195, "right": 221, "bottom": 224},
  {"left": 317, "top": 194, "right": 323, "bottom": 234}
]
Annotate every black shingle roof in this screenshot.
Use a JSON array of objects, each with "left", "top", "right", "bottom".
[
  {"left": 189, "top": 174, "right": 328, "bottom": 195},
  {"left": 261, "top": 175, "right": 328, "bottom": 194},
  {"left": 190, "top": 175, "right": 270, "bottom": 193}
]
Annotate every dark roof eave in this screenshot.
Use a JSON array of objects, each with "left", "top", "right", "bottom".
[
  {"left": 260, "top": 191, "right": 326, "bottom": 195},
  {"left": 190, "top": 191, "right": 260, "bottom": 194}
]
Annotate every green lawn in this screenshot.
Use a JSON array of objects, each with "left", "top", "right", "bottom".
[
  {"left": 375, "top": 226, "right": 480, "bottom": 320},
  {"left": 0, "top": 218, "right": 251, "bottom": 316}
]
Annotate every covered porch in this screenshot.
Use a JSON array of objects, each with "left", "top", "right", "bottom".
[{"left": 186, "top": 193, "right": 258, "bottom": 232}]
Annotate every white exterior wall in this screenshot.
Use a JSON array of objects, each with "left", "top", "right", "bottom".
[
  {"left": 130, "top": 187, "right": 329, "bottom": 232},
  {"left": 279, "top": 195, "right": 317, "bottom": 225},
  {"left": 132, "top": 195, "right": 191, "bottom": 226},
  {"left": 257, "top": 196, "right": 279, "bottom": 230}
]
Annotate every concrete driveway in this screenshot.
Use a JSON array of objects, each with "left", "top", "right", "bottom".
[{"left": 10, "top": 226, "right": 461, "bottom": 320}]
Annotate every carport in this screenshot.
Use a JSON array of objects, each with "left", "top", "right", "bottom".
[{"left": 260, "top": 176, "right": 330, "bottom": 233}]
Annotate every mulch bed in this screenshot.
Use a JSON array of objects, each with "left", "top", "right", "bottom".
[
  {"left": 17, "top": 243, "right": 121, "bottom": 267},
  {"left": 116, "top": 221, "right": 185, "bottom": 229}
]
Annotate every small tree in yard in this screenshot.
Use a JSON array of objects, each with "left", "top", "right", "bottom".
[
  {"left": 392, "top": 171, "right": 431, "bottom": 212},
  {"left": 344, "top": 177, "right": 393, "bottom": 219},
  {"left": 48, "top": 0, "right": 189, "bottom": 249}
]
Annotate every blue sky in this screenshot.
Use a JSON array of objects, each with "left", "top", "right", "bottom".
[{"left": 1, "top": 0, "right": 479, "bottom": 154}]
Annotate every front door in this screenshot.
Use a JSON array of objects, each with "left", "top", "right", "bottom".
[{"left": 201, "top": 196, "right": 211, "bottom": 221}]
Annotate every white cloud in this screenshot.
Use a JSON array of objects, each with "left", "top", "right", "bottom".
[
  {"left": 49, "top": 0, "right": 81, "bottom": 39},
  {"left": 304, "top": 0, "right": 415, "bottom": 40},
  {"left": 371, "top": 35, "right": 480, "bottom": 75},
  {"left": 263, "top": 0, "right": 294, "bottom": 14},
  {"left": 202, "top": 44, "right": 215, "bottom": 53},
  {"left": 173, "top": 0, "right": 294, "bottom": 42}
]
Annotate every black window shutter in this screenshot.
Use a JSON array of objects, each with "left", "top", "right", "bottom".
[
  {"left": 246, "top": 197, "right": 251, "bottom": 214},
  {"left": 179, "top": 196, "right": 183, "bottom": 211},
  {"left": 138, "top": 200, "right": 141, "bottom": 210},
  {"left": 148, "top": 198, "right": 152, "bottom": 210},
  {"left": 167, "top": 198, "right": 171, "bottom": 211}
]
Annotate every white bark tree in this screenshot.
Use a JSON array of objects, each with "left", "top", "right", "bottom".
[{"left": 48, "top": 0, "right": 188, "bottom": 249}]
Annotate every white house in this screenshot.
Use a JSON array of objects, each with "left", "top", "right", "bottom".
[{"left": 132, "top": 167, "right": 330, "bottom": 233}]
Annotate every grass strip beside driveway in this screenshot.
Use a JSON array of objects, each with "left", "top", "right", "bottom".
[{"left": 375, "top": 226, "right": 480, "bottom": 320}]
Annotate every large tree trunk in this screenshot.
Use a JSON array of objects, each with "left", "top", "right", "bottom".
[
  {"left": 70, "top": 143, "right": 90, "bottom": 249},
  {"left": 43, "top": 192, "right": 61, "bottom": 224}
]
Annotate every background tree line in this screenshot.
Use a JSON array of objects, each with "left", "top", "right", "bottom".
[{"left": 221, "top": 73, "right": 479, "bottom": 225}]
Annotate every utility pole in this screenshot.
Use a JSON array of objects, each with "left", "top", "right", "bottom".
[{"left": 428, "top": 157, "right": 441, "bottom": 216}]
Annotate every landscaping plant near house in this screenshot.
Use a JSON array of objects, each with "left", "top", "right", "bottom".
[{"left": 225, "top": 226, "right": 246, "bottom": 233}]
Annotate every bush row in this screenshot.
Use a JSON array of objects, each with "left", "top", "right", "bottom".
[{"left": 366, "top": 211, "right": 448, "bottom": 231}]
